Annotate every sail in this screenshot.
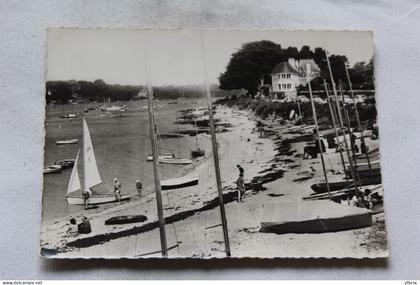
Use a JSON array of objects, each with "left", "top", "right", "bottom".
[
  {"left": 83, "top": 119, "right": 103, "bottom": 190},
  {"left": 67, "top": 149, "right": 81, "bottom": 196}
]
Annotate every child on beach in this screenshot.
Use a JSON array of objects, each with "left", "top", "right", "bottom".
[
  {"left": 236, "top": 174, "right": 245, "bottom": 202},
  {"left": 113, "top": 178, "right": 121, "bottom": 202},
  {"left": 136, "top": 179, "right": 142, "bottom": 197}
]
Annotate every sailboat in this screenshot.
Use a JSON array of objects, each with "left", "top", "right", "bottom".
[{"left": 66, "top": 119, "right": 130, "bottom": 205}]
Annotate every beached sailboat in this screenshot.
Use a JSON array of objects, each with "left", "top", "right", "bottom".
[
  {"left": 260, "top": 200, "right": 372, "bottom": 234},
  {"left": 66, "top": 119, "right": 130, "bottom": 205}
]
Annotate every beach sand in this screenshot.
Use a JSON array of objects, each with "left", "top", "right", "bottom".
[{"left": 40, "top": 104, "right": 388, "bottom": 259}]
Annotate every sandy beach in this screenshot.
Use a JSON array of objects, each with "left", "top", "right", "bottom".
[{"left": 40, "top": 103, "right": 387, "bottom": 259}]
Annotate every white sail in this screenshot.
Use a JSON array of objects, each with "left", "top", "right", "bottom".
[
  {"left": 83, "top": 119, "right": 103, "bottom": 190},
  {"left": 66, "top": 149, "right": 81, "bottom": 196}
]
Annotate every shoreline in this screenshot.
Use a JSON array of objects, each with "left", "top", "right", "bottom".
[{"left": 40, "top": 102, "right": 387, "bottom": 259}]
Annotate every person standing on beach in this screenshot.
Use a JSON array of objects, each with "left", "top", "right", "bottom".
[
  {"left": 237, "top": 164, "right": 244, "bottom": 176},
  {"left": 113, "top": 178, "right": 121, "bottom": 202},
  {"left": 236, "top": 174, "right": 245, "bottom": 202},
  {"left": 136, "top": 179, "right": 142, "bottom": 197}
]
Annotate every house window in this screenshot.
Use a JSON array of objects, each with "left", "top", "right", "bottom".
[
  {"left": 282, "top": 84, "right": 287, "bottom": 90},
  {"left": 287, "top": 74, "right": 291, "bottom": 79},
  {"left": 278, "top": 74, "right": 281, "bottom": 79},
  {"left": 287, "top": 84, "right": 292, "bottom": 89},
  {"left": 278, "top": 84, "right": 282, "bottom": 90}
]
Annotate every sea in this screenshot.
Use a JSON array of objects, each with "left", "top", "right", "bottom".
[{"left": 42, "top": 98, "right": 212, "bottom": 221}]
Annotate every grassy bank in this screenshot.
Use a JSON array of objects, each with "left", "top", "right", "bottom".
[{"left": 215, "top": 97, "right": 377, "bottom": 128}]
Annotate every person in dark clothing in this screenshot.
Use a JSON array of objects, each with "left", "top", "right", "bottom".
[{"left": 237, "top": 165, "right": 244, "bottom": 176}]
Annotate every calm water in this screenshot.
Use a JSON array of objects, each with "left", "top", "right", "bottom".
[{"left": 42, "top": 99, "right": 211, "bottom": 221}]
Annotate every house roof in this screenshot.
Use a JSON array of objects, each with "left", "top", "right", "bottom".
[
  {"left": 271, "top": 62, "right": 300, "bottom": 75},
  {"left": 299, "top": 59, "right": 321, "bottom": 73}
]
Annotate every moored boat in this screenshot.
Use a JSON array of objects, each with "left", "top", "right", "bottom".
[
  {"left": 60, "top": 113, "right": 78, "bottom": 119},
  {"left": 311, "top": 175, "right": 382, "bottom": 193},
  {"left": 56, "top": 159, "right": 76, "bottom": 169},
  {"left": 56, "top": 139, "right": 78, "bottom": 145},
  {"left": 43, "top": 165, "right": 62, "bottom": 174},
  {"left": 159, "top": 158, "right": 192, "bottom": 165},
  {"left": 146, "top": 154, "right": 174, "bottom": 161}
]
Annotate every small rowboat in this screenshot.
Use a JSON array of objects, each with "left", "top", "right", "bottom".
[
  {"left": 260, "top": 200, "right": 372, "bottom": 234},
  {"left": 60, "top": 113, "right": 78, "bottom": 119},
  {"left": 161, "top": 175, "right": 199, "bottom": 190},
  {"left": 191, "top": 148, "right": 205, "bottom": 157},
  {"left": 146, "top": 154, "right": 174, "bottom": 161},
  {"left": 43, "top": 165, "right": 62, "bottom": 174},
  {"left": 105, "top": 215, "right": 147, "bottom": 225},
  {"left": 56, "top": 139, "right": 78, "bottom": 145},
  {"left": 159, "top": 158, "right": 192, "bottom": 165},
  {"left": 56, "top": 159, "right": 76, "bottom": 169}
]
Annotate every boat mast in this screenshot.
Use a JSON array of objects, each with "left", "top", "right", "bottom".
[
  {"left": 201, "top": 32, "right": 231, "bottom": 257},
  {"left": 325, "top": 50, "right": 359, "bottom": 192},
  {"left": 306, "top": 64, "right": 331, "bottom": 200},
  {"left": 344, "top": 62, "right": 373, "bottom": 176},
  {"left": 323, "top": 80, "right": 347, "bottom": 179},
  {"left": 145, "top": 33, "right": 168, "bottom": 257}
]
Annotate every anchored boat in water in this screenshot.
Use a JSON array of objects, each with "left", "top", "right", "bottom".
[
  {"left": 66, "top": 119, "right": 130, "bottom": 205},
  {"left": 56, "top": 139, "right": 78, "bottom": 145}
]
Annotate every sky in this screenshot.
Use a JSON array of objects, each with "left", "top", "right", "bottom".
[{"left": 46, "top": 29, "right": 374, "bottom": 86}]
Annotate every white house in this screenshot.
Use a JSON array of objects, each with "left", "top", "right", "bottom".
[{"left": 270, "top": 58, "right": 320, "bottom": 101}]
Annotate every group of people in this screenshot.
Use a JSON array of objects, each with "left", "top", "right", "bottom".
[
  {"left": 66, "top": 215, "right": 91, "bottom": 237},
  {"left": 113, "top": 178, "right": 143, "bottom": 200},
  {"left": 340, "top": 188, "right": 381, "bottom": 210}
]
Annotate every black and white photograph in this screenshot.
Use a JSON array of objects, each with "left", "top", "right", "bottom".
[{"left": 40, "top": 29, "right": 387, "bottom": 259}]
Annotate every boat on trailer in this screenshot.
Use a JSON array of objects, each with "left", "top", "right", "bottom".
[
  {"left": 66, "top": 119, "right": 130, "bottom": 205},
  {"left": 161, "top": 175, "right": 199, "bottom": 190},
  {"left": 260, "top": 200, "right": 372, "bottom": 234}
]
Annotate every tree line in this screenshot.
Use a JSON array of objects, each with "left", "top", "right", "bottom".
[
  {"left": 46, "top": 79, "right": 240, "bottom": 104},
  {"left": 218, "top": 41, "right": 374, "bottom": 96}
]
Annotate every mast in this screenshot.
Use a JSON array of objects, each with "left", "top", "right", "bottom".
[
  {"left": 325, "top": 50, "right": 359, "bottom": 191},
  {"left": 339, "top": 81, "right": 357, "bottom": 164},
  {"left": 306, "top": 64, "right": 331, "bottom": 200},
  {"left": 344, "top": 62, "right": 373, "bottom": 175},
  {"left": 144, "top": 33, "right": 168, "bottom": 257},
  {"left": 323, "top": 80, "right": 347, "bottom": 178},
  {"left": 201, "top": 32, "right": 231, "bottom": 257}
]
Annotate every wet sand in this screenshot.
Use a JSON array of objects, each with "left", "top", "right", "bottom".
[{"left": 40, "top": 104, "right": 387, "bottom": 259}]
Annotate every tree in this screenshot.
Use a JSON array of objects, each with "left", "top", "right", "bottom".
[{"left": 219, "top": 41, "right": 284, "bottom": 95}]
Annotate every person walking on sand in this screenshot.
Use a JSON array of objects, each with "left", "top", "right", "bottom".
[
  {"left": 136, "top": 179, "right": 142, "bottom": 197},
  {"left": 237, "top": 164, "right": 244, "bottom": 176},
  {"left": 236, "top": 174, "right": 245, "bottom": 202},
  {"left": 113, "top": 178, "right": 121, "bottom": 202}
]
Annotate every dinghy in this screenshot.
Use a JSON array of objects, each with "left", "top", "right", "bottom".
[
  {"left": 159, "top": 158, "right": 192, "bottom": 165},
  {"left": 56, "top": 139, "right": 78, "bottom": 145},
  {"left": 43, "top": 165, "right": 62, "bottom": 174},
  {"left": 146, "top": 154, "right": 174, "bottom": 161},
  {"left": 105, "top": 215, "right": 147, "bottom": 225},
  {"left": 161, "top": 175, "right": 199, "bottom": 190},
  {"left": 191, "top": 148, "right": 205, "bottom": 157},
  {"left": 60, "top": 113, "right": 78, "bottom": 119},
  {"left": 260, "top": 200, "right": 372, "bottom": 234},
  {"left": 55, "top": 159, "right": 76, "bottom": 169},
  {"left": 66, "top": 119, "right": 130, "bottom": 205}
]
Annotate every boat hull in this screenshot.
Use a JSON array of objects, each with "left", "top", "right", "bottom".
[
  {"left": 161, "top": 177, "right": 199, "bottom": 190},
  {"left": 56, "top": 139, "right": 78, "bottom": 145},
  {"left": 261, "top": 212, "right": 372, "bottom": 234},
  {"left": 105, "top": 215, "right": 147, "bottom": 225},
  {"left": 191, "top": 149, "right": 205, "bottom": 157},
  {"left": 66, "top": 194, "right": 130, "bottom": 205},
  {"left": 43, "top": 165, "right": 62, "bottom": 174},
  {"left": 159, "top": 158, "right": 192, "bottom": 165},
  {"left": 311, "top": 176, "right": 382, "bottom": 193}
]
